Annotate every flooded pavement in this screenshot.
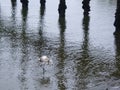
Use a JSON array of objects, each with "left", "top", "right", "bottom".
[{"left": 0, "top": 0, "right": 120, "bottom": 90}]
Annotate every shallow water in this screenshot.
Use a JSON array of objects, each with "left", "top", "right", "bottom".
[{"left": 0, "top": 0, "right": 120, "bottom": 90}]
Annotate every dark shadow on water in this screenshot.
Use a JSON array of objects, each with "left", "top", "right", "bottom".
[
  {"left": 75, "top": 14, "right": 90, "bottom": 90},
  {"left": 56, "top": 16, "right": 66, "bottom": 90}
]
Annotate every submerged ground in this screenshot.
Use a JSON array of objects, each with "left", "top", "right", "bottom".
[{"left": 0, "top": 0, "right": 120, "bottom": 90}]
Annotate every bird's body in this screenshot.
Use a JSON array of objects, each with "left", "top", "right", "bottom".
[
  {"left": 39, "top": 55, "right": 53, "bottom": 73},
  {"left": 39, "top": 55, "right": 53, "bottom": 65}
]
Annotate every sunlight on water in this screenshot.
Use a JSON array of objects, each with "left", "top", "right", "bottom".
[{"left": 0, "top": 0, "right": 119, "bottom": 90}]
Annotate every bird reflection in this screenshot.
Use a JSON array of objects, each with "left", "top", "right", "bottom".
[
  {"left": 56, "top": 16, "right": 66, "bottom": 90},
  {"left": 75, "top": 14, "right": 90, "bottom": 89},
  {"left": 38, "top": 77, "right": 50, "bottom": 85}
]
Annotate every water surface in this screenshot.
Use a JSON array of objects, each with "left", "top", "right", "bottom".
[{"left": 0, "top": 0, "right": 120, "bottom": 90}]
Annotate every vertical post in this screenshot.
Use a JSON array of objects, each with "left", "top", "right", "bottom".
[
  {"left": 11, "top": 0, "right": 17, "bottom": 7},
  {"left": 20, "top": 0, "right": 29, "bottom": 7},
  {"left": 82, "top": 0, "right": 91, "bottom": 15},
  {"left": 114, "top": 0, "right": 120, "bottom": 35},
  {"left": 40, "top": 0, "right": 46, "bottom": 7},
  {"left": 58, "top": 0, "right": 67, "bottom": 17}
]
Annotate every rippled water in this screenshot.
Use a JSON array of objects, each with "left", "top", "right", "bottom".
[{"left": 0, "top": 0, "right": 120, "bottom": 90}]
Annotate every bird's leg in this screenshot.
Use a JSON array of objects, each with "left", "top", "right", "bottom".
[{"left": 43, "top": 66, "right": 46, "bottom": 75}]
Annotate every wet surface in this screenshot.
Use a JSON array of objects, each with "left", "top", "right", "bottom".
[{"left": 0, "top": 0, "right": 120, "bottom": 90}]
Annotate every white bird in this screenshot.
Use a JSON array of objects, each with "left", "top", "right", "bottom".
[
  {"left": 38, "top": 55, "right": 53, "bottom": 73},
  {"left": 38, "top": 55, "right": 53, "bottom": 65}
]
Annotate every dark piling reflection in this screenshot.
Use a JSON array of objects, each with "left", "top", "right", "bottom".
[
  {"left": 11, "top": 0, "right": 17, "bottom": 26},
  {"left": 39, "top": 3, "right": 46, "bottom": 31},
  {"left": 21, "top": 6, "right": 28, "bottom": 34},
  {"left": 0, "top": 4, "right": 2, "bottom": 37},
  {"left": 82, "top": 0, "right": 91, "bottom": 15},
  {"left": 10, "top": 0, "right": 17, "bottom": 34},
  {"left": 0, "top": 5, "right": 1, "bottom": 25},
  {"left": 19, "top": 6, "right": 29, "bottom": 90},
  {"left": 10, "top": 0, "right": 18, "bottom": 52},
  {"left": 11, "top": 0, "right": 17, "bottom": 8},
  {"left": 40, "top": 4, "right": 46, "bottom": 18},
  {"left": 75, "top": 14, "right": 90, "bottom": 89},
  {"left": 56, "top": 16, "right": 66, "bottom": 90},
  {"left": 82, "top": 14, "right": 90, "bottom": 48},
  {"left": 112, "top": 35, "right": 120, "bottom": 77},
  {"left": 21, "top": 6, "right": 28, "bottom": 52},
  {"left": 58, "top": 0, "right": 67, "bottom": 17},
  {"left": 11, "top": 0, "right": 17, "bottom": 13},
  {"left": 20, "top": 0, "right": 29, "bottom": 8},
  {"left": 114, "top": 0, "right": 120, "bottom": 35},
  {"left": 0, "top": 4, "right": 4, "bottom": 29},
  {"left": 35, "top": 4, "right": 46, "bottom": 56},
  {"left": 40, "top": 0, "right": 46, "bottom": 7},
  {"left": 113, "top": 0, "right": 120, "bottom": 77}
]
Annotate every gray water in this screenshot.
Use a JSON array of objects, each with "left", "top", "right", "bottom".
[{"left": 0, "top": 0, "right": 119, "bottom": 90}]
